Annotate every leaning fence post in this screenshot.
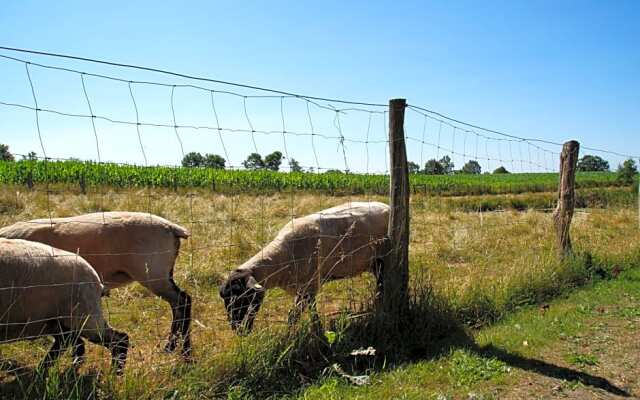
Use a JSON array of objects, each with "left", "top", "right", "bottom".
[
  {"left": 553, "top": 140, "right": 579, "bottom": 258},
  {"left": 383, "top": 98, "right": 409, "bottom": 314}
]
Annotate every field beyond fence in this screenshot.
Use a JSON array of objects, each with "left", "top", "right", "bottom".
[
  {"left": 0, "top": 46, "right": 639, "bottom": 399},
  {"left": 0, "top": 160, "right": 633, "bottom": 195}
]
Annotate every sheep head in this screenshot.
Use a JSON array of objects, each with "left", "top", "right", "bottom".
[{"left": 219, "top": 271, "right": 265, "bottom": 334}]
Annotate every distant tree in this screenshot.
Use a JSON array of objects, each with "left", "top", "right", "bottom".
[
  {"left": 617, "top": 159, "right": 638, "bottom": 185},
  {"left": 408, "top": 161, "right": 420, "bottom": 174},
  {"left": 0, "top": 144, "right": 14, "bottom": 161},
  {"left": 288, "top": 158, "right": 303, "bottom": 172},
  {"left": 264, "top": 151, "right": 283, "bottom": 171},
  {"left": 462, "top": 160, "right": 482, "bottom": 174},
  {"left": 182, "top": 152, "right": 204, "bottom": 168},
  {"left": 307, "top": 166, "right": 315, "bottom": 173},
  {"left": 203, "top": 153, "right": 226, "bottom": 169},
  {"left": 243, "top": 153, "right": 265, "bottom": 170},
  {"left": 423, "top": 159, "right": 444, "bottom": 175},
  {"left": 493, "top": 166, "right": 510, "bottom": 174},
  {"left": 577, "top": 155, "right": 609, "bottom": 172},
  {"left": 439, "top": 155, "right": 454, "bottom": 175},
  {"left": 325, "top": 169, "right": 344, "bottom": 174},
  {"left": 23, "top": 151, "right": 38, "bottom": 161}
]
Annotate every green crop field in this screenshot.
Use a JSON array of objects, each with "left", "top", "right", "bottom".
[{"left": 0, "top": 160, "right": 630, "bottom": 196}]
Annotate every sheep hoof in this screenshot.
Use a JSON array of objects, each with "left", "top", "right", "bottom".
[
  {"left": 181, "top": 351, "right": 194, "bottom": 363},
  {"left": 163, "top": 341, "right": 177, "bottom": 353},
  {"left": 72, "top": 355, "right": 86, "bottom": 368}
]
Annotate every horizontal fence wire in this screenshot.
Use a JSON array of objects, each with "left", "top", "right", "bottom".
[{"left": 0, "top": 46, "right": 638, "bottom": 379}]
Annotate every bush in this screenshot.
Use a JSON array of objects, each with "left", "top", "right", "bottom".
[
  {"left": 462, "top": 160, "right": 482, "bottom": 175},
  {"left": 577, "top": 155, "right": 610, "bottom": 172},
  {"left": 0, "top": 144, "right": 14, "bottom": 162},
  {"left": 617, "top": 159, "right": 638, "bottom": 185}
]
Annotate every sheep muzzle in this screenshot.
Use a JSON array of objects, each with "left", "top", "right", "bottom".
[{"left": 219, "top": 274, "right": 265, "bottom": 334}]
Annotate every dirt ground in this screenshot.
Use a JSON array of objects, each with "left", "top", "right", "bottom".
[{"left": 502, "top": 302, "right": 640, "bottom": 399}]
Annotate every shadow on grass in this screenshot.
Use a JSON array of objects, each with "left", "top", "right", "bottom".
[
  {"left": 340, "top": 316, "right": 630, "bottom": 397},
  {"left": 221, "top": 281, "right": 630, "bottom": 398},
  {"left": 476, "top": 344, "right": 629, "bottom": 397}
]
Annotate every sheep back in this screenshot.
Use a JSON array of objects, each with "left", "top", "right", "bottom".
[
  {"left": 0, "top": 212, "right": 190, "bottom": 289},
  {"left": 246, "top": 202, "right": 389, "bottom": 293},
  {"left": 0, "top": 238, "right": 105, "bottom": 342}
]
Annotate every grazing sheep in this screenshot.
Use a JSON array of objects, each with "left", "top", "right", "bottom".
[
  {"left": 0, "top": 238, "right": 128, "bottom": 373},
  {"left": 219, "top": 201, "right": 390, "bottom": 333},
  {"left": 0, "top": 212, "right": 192, "bottom": 357}
]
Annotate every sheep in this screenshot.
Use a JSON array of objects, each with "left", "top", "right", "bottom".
[
  {"left": 219, "top": 201, "right": 390, "bottom": 333},
  {"left": 0, "top": 238, "right": 128, "bottom": 373},
  {"left": 0, "top": 212, "right": 192, "bottom": 357}
]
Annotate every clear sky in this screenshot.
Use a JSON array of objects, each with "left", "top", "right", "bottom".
[{"left": 0, "top": 0, "right": 638, "bottom": 173}]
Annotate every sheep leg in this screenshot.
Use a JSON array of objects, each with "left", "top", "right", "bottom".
[
  {"left": 70, "top": 335, "right": 86, "bottom": 366},
  {"left": 288, "top": 292, "right": 315, "bottom": 325},
  {"left": 373, "top": 257, "right": 385, "bottom": 300},
  {"left": 85, "top": 328, "right": 129, "bottom": 375},
  {"left": 178, "top": 289, "right": 193, "bottom": 359},
  {"left": 145, "top": 278, "right": 192, "bottom": 358},
  {"left": 307, "top": 296, "right": 323, "bottom": 332},
  {"left": 38, "top": 333, "right": 72, "bottom": 371}
]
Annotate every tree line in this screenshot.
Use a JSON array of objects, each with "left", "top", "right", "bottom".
[
  {"left": 180, "top": 150, "right": 304, "bottom": 172},
  {"left": 408, "top": 156, "right": 491, "bottom": 175}
]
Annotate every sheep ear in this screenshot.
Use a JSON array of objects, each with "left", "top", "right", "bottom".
[
  {"left": 246, "top": 276, "right": 264, "bottom": 294},
  {"left": 219, "top": 278, "right": 243, "bottom": 297}
]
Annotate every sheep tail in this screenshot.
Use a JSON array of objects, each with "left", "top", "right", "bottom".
[{"left": 168, "top": 222, "right": 190, "bottom": 239}]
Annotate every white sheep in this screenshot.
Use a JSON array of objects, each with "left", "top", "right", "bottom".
[
  {"left": 0, "top": 212, "right": 192, "bottom": 357},
  {"left": 219, "top": 201, "right": 390, "bottom": 333},
  {"left": 0, "top": 238, "right": 128, "bottom": 373}
]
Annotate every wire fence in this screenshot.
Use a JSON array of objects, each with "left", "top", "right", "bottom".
[{"left": 0, "top": 46, "right": 638, "bottom": 384}]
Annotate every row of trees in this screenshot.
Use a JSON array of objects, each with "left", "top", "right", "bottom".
[
  {"left": 408, "top": 156, "right": 488, "bottom": 175},
  {"left": 181, "top": 150, "right": 305, "bottom": 172},
  {"left": 0, "top": 145, "right": 37, "bottom": 162}
]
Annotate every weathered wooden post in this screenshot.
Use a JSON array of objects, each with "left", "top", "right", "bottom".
[
  {"left": 25, "top": 170, "right": 33, "bottom": 191},
  {"left": 553, "top": 140, "right": 579, "bottom": 258},
  {"left": 79, "top": 170, "right": 86, "bottom": 195},
  {"left": 383, "top": 98, "right": 409, "bottom": 314}
]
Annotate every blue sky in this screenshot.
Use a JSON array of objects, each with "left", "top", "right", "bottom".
[{"left": 0, "top": 0, "right": 638, "bottom": 172}]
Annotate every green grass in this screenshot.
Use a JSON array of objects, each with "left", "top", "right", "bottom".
[
  {"left": 0, "top": 160, "right": 633, "bottom": 195},
  {"left": 294, "top": 268, "right": 640, "bottom": 399}
]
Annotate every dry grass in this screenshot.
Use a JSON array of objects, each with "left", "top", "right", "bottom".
[{"left": 0, "top": 185, "right": 638, "bottom": 398}]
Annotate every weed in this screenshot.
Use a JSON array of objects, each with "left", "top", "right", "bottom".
[
  {"left": 565, "top": 353, "right": 599, "bottom": 368},
  {"left": 447, "top": 350, "right": 510, "bottom": 387}
]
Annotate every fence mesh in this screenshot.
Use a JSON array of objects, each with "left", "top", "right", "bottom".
[{"left": 0, "top": 47, "right": 638, "bottom": 389}]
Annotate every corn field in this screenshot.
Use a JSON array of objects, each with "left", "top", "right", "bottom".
[{"left": 0, "top": 160, "right": 629, "bottom": 195}]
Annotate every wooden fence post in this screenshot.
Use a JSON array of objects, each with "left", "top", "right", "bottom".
[
  {"left": 26, "top": 170, "right": 33, "bottom": 191},
  {"left": 79, "top": 170, "right": 86, "bottom": 195},
  {"left": 553, "top": 140, "right": 579, "bottom": 258},
  {"left": 383, "top": 98, "right": 409, "bottom": 314}
]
